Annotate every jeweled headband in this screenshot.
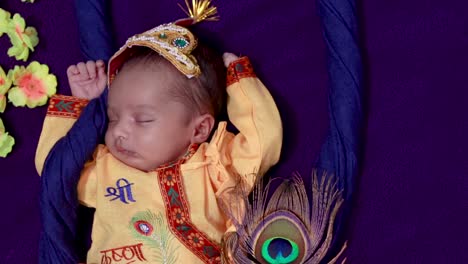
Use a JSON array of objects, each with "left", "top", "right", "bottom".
[{"left": 108, "top": 0, "right": 219, "bottom": 85}]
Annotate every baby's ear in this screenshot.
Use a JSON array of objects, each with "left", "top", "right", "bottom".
[{"left": 190, "top": 114, "right": 215, "bottom": 143}]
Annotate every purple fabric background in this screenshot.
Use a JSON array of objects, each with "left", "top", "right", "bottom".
[{"left": 0, "top": 0, "right": 466, "bottom": 263}]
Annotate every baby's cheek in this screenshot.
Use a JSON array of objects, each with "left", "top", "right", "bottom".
[
  {"left": 137, "top": 132, "right": 155, "bottom": 146},
  {"left": 139, "top": 132, "right": 161, "bottom": 152},
  {"left": 104, "top": 130, "right": 112, "bottom": 146}
]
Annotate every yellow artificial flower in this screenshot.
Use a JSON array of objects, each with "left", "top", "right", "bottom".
[
  {"left": 7, "top": 61, "right": 57, "bottom": 108},
  {"left": 0, "top": 65, "right": 12, "bottom": 113},
  {"left": 0, "top": 94, "right": 6, "bottom": 113},
  {"left": 7, "top": 14, "right": 39, "bottom": 61},
  {"left": 0, "top": 118, "right": 15, "bottom": 158},
  {"left": 0, "top": 8, "right": 11, "bottom": 37}
]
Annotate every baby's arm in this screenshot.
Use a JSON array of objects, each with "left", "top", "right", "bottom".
[
  {"left": 216, "top": 54, "right": 282, "bottom": 261},
  {"left": 35, "top": 61, "right": 107, "bottom": 175},
  {"left": 221, "top": 53, "right": 282, "bottom": 183}
]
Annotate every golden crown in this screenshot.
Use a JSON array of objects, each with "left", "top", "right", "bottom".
[{"left": 108, "top": 0, "right": 219, "bottom": 84}]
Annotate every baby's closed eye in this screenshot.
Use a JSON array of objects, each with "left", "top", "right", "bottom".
[{"left": 135, "top": 115, "right": 155, "bottom": 123}]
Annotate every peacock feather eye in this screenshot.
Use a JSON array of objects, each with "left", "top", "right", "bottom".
[
  {"left": 261, "top": 237, "right": 299, "bottom": 264},
  {"left": 133, "top": 220, "right": 153, "bottom": 236},
  {"left": 252, "top": 211, "right": 309, "bottom": 264}
]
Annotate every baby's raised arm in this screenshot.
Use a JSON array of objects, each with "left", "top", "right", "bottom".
[
  {"left": 35, "top": 60, "right": 106, "bottom": 175},
  {"left": 214, "top": 53, "right": 283, "bottom": 185}
]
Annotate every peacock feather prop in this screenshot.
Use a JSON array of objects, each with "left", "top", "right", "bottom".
[
  {"left": 220, "top": 172, "right": 347, "bottom": 264},
  {"left": 129, "top": 210, "right": 179, "bottom": 264}
]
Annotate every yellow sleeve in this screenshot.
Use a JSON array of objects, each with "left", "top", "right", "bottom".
[
  {"left": 35, "top": 95, "right": 89, "bottom": 175},
  {"left": 223, "top": 56, "right": 282, "bottom": 185},
  {"left": 208, "top": 57, "right": 282, "bottom": 236},
  {"left": 77, "top": 145, "right": 106, "bottom": 208}
]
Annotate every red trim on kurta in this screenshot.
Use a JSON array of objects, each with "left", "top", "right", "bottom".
[
  {"left": 157, "top": 144, "right": 222, "bottom": 263},
  {"left": 46, "top": 95, "right": 88, "bottom": 119},
  {"left": 226, "top": 56, "right": 257, "bottom": 86}
]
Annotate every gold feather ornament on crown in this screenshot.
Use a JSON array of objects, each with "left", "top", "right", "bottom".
[
  {"left": 108, "top": 0, "right": 219, "bottom": 83},
  {"left": 178, "top": 0, "right": 220, "bottom": 23}
]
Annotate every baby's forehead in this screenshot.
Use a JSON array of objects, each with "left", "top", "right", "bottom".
[
  {"left": 106, "top": 101, "right": 160, "bottom": 112},
  {"left": 107, "top": 85, "right": 166, "bottom": 109},
  {"left": 113, "top": 63, "right": 184, "bottom": 89},
  {"left": 108, "top": 60, "right": 192, "bottom": 109},
  {"left": 117, "top": 54, "right": 184, "bottom": 78}
]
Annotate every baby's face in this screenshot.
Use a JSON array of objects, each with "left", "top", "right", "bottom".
[{"left": 105, "top": 64, "right": 194, "bottom": 171}]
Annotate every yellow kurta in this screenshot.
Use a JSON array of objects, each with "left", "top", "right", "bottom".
[{"left": 35, "top": 57, "right": 282, "bottom": 263}]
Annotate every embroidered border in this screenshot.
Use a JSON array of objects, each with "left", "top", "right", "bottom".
[
  {"left": 157, "top": 144, "right": 221, "bottom": 263},
  {"left": 226, "top": 56, "right": 257, "bottom": 86},
  {"left": 47, "top": 95, "right": 88, "bottom": 119}
]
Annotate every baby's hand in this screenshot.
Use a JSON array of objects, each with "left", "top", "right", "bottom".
[
  {"left": 67, "top": 60, "right": 107, "bottom": 100},
  {"left": 222, "top": 53, "right": 239, "bottom": 68}
]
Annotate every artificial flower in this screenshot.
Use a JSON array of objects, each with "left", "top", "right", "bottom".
[
  {"left": 0, "top": 65, "right": 12, "bottom": 113},
  {"left": 7, "top": 61, "right": 57, "bottom": 108},
  {"left": 7, "top": 13, "right": 39, "bottom": 61},
  {"left": 0, "top": 8, "right": 11, "bottom": 37},
  {"left": 0, "top": 118, "right": 15, "bottom": 158}
]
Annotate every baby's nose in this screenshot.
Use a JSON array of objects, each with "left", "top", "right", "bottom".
[{"left": 112, "top": 121, "right": 130, "bottom": 139}]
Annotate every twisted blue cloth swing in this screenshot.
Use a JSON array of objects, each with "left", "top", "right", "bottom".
[{"left": 38, "top": 0, "right": 363, "bottom": 262}]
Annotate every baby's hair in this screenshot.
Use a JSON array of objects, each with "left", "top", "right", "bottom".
[{"left": 119, "top": 42, "right": 227, "bottom": 120}]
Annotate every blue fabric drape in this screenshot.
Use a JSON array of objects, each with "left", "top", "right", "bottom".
[
  {"left": 316, "top": 0, "right": 363, "bottom": 201},
  {"left": 38, "top": 0, "right": 113, "bottom": 263},
  {"left": 74, "top": 0, "right": 115, "bottom": 61},
  {"left": 39, "top": 93, "right": 108, "bottom": 263},
  {"left": 315, "top": 0, "right": 364, "bottom": 260}
]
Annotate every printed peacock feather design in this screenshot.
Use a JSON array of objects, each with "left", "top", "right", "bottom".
[
  {"left": 129, "top": 210, "right": 179, "bottom": 264},
  {"left": 220, "top": 172, "right": 346, "bottom": 264}
]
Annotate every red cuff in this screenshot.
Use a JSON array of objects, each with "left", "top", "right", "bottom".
[
  {"left": 46, "top": 95, "right": 89, "bottom": 119},
  {"left": 226, "top": 56, "right": 257, "bottom": 86}
]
